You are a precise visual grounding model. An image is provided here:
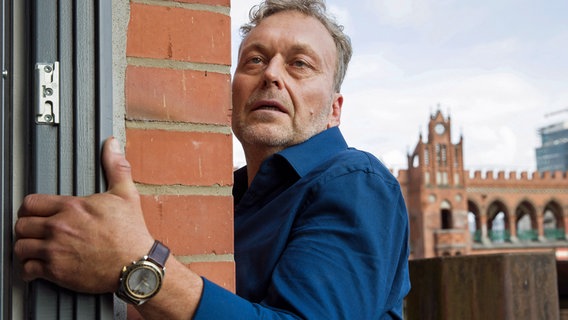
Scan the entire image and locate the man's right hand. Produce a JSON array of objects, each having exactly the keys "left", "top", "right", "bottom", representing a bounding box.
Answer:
[{"left": 14, "top": 137, "right": 155, "bottom": 294}]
